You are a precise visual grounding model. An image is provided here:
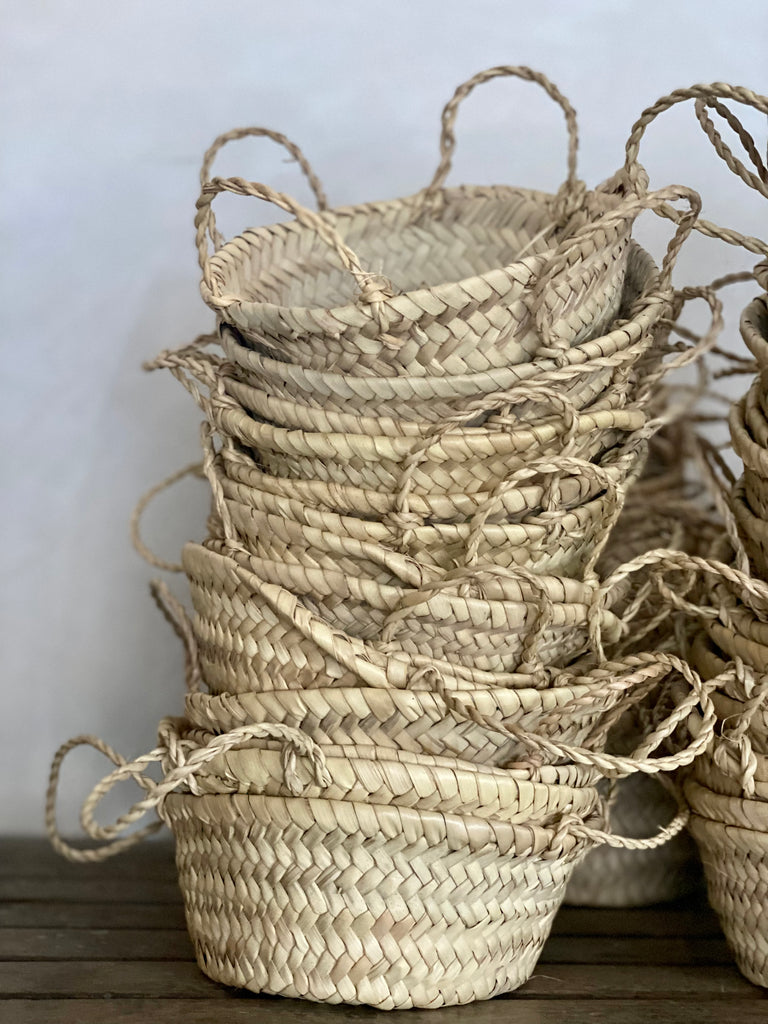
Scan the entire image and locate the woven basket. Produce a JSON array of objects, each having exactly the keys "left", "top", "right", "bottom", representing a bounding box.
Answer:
[
  {"left": 196, "top": 66, "right": 640, "bottom": 379},
  {"left": 688, "top": 810, "right": 768, "bottom": 989},
  {"left": 217, "top": 464, "right": 631, "bottom": 580},
  {"left": 183, "top": 541, "right": 623, "bottom": 686},
  {"left": 169, "top": 720, "right": 600, "bottom": 824},
  {"left": 741, "top": 294, "right": 768, "bottom": 368},
  {"left": 218, "top": 432, "right": 647, "bottom": 526},
  {"left": 222, "top": 492, "right": 617, "bottom": 581},
  {"left": 695, "top": 750, "right": 768, "bottom": 802},
  {"left": 214, "top": 256, "right": 667, "bottom": 420},
  {"left": 182, "top": 672, "right": 662, "bottom": 768},
  {"left": 207, "top": 393, "right": 645, "bottom": 495},
  {"left": 731, "top": 478, "right": 768, "bottom": 578},
  {"left": 163, "top": 791, "right": 597, "bottom": 1007}
]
